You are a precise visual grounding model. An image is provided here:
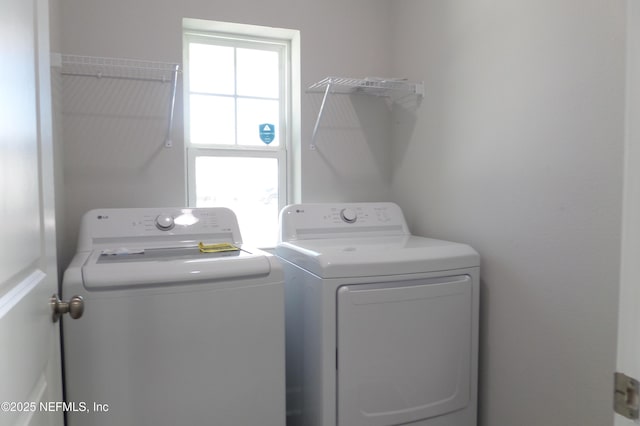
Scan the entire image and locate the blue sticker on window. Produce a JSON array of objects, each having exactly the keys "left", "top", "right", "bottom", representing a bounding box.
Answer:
[{"left": 259, "top": 123, "right": 275, "bottom": 145}]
